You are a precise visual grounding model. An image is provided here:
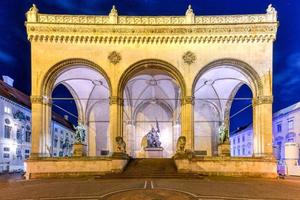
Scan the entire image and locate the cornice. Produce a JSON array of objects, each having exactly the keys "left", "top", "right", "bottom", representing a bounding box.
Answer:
[{"left": 26, "top": 23, "right": 277, "bottom": 44}]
